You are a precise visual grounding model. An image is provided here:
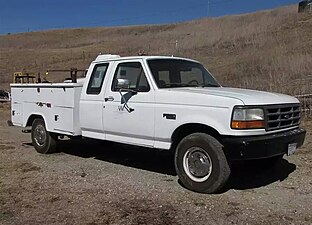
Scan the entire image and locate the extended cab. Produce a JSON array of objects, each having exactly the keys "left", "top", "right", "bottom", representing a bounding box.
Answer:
[{"left": 10, "top": 55, "right": 306, "bottom": 193}]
